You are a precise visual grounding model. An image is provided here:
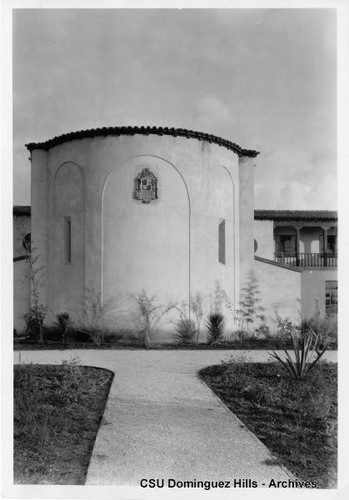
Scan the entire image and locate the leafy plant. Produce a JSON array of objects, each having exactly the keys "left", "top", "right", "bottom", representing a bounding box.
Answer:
[
  {"left": 54, "top": 313, "right": 72, "bottom": 345},
  {"left": 255, "top": 323, "right": 271, "bottom": 339},
  {"left": 191, "top": 293, "right": 204, "bottom": 344},
  {"left": 301, "top": 313, "right": 337, "bottom": 349},
  {"left": 270, "top": 327, "right": 328, "bottom": 380},
  {"left": 76, "top": 288, "right": 111, "bottom": 346},
  {"left": 233, "top": 328, "right": 249, "bottom": 342},
  {"left": 23, "top": 305, "right": 47, "bottom": 342},
  {"left": 174, "top": 317, "right": 196, "bottom": 344},
  {"left": 131, "top": 290, "right": 176, "bottom": 348},
  {"left": 239, "top": 271, "right": 265, "bottom": 331},
  {"left": 22, "top": 243, "right": 47, "bottom": 343},
  {"left": 206, "top": 312, "right": 225, "bottom": 345},
  {"left": 275, "top": 314, "right": 296, "bottom": 339}
]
